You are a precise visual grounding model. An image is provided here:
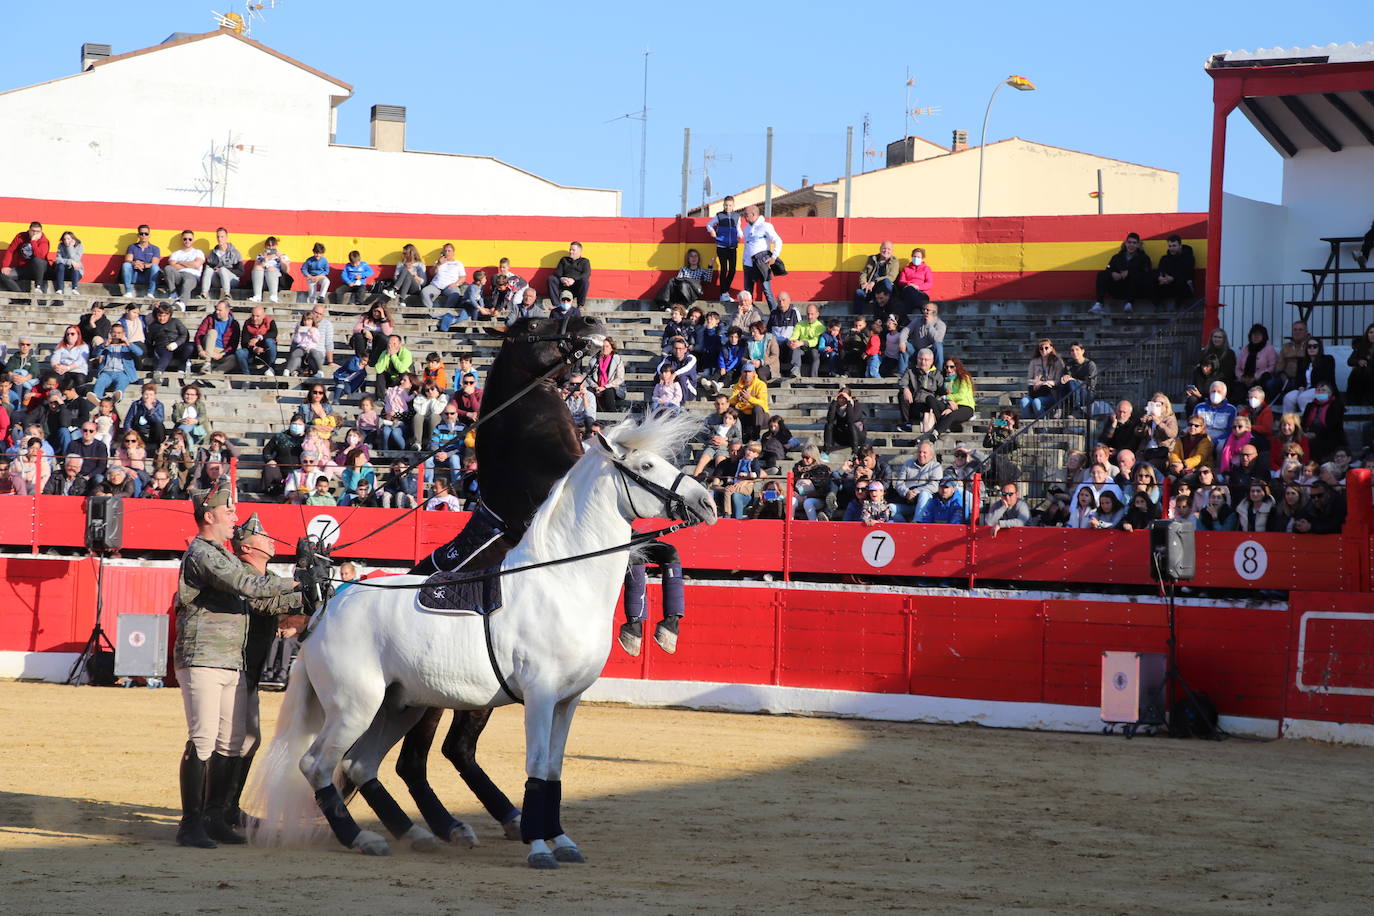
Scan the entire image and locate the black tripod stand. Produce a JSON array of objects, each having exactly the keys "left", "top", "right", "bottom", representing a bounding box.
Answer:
[
  {"left": 1157, "top": 566, "right": 1221, "bottom": 740},
  {"left": 66, "top": 553, "right": 115, "bottom": 686}
]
